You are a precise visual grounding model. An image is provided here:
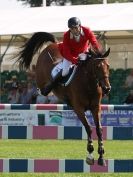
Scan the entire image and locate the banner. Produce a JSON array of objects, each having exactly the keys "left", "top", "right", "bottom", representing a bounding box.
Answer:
[
  {"left": 47, "top": 110, "right": 133, "bottom": 126},
  {"left": 0, "top": 110, "right": 48, "bottom": 126},
  {"left": 100, "top": 109, "right": 133, "bottom": 126},
  {"left": 0, "top": 109, "right": 133, "bottom": 126}
]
